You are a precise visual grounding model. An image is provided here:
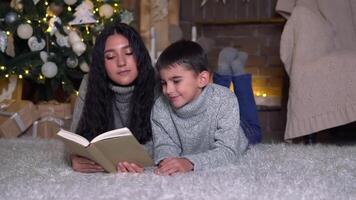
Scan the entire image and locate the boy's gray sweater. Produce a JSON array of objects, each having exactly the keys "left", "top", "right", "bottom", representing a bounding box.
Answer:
[{"left": 151, "top": 83, "right": 248, "bottom": 171}]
